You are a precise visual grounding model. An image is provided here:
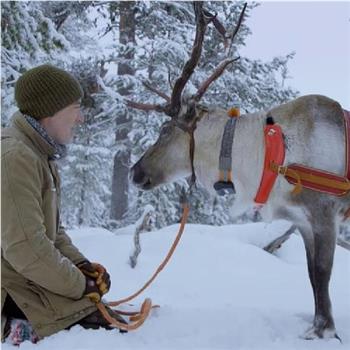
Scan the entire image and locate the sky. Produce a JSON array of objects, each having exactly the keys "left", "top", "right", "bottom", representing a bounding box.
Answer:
[{"left": 240, "top": 1, "right": 350, "bottom": 109}]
